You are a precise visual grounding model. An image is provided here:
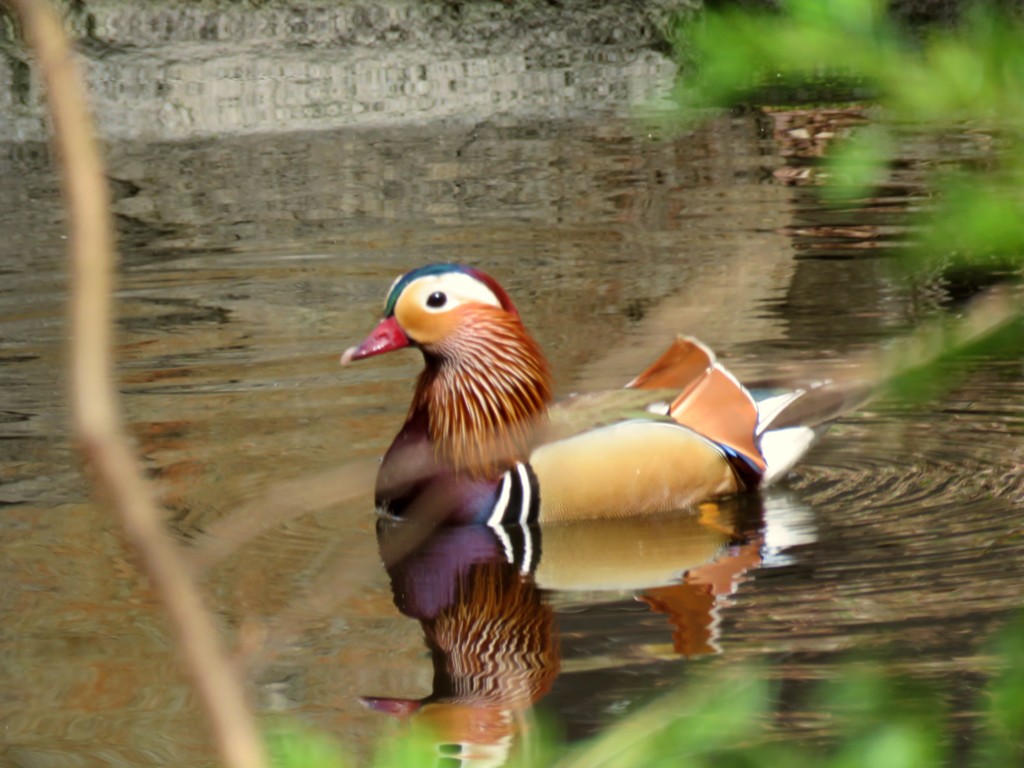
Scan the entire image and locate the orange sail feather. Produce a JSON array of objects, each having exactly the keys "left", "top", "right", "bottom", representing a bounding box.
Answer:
[{"left": 628, "top": 337, "right": 765, "bottom": 473}]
